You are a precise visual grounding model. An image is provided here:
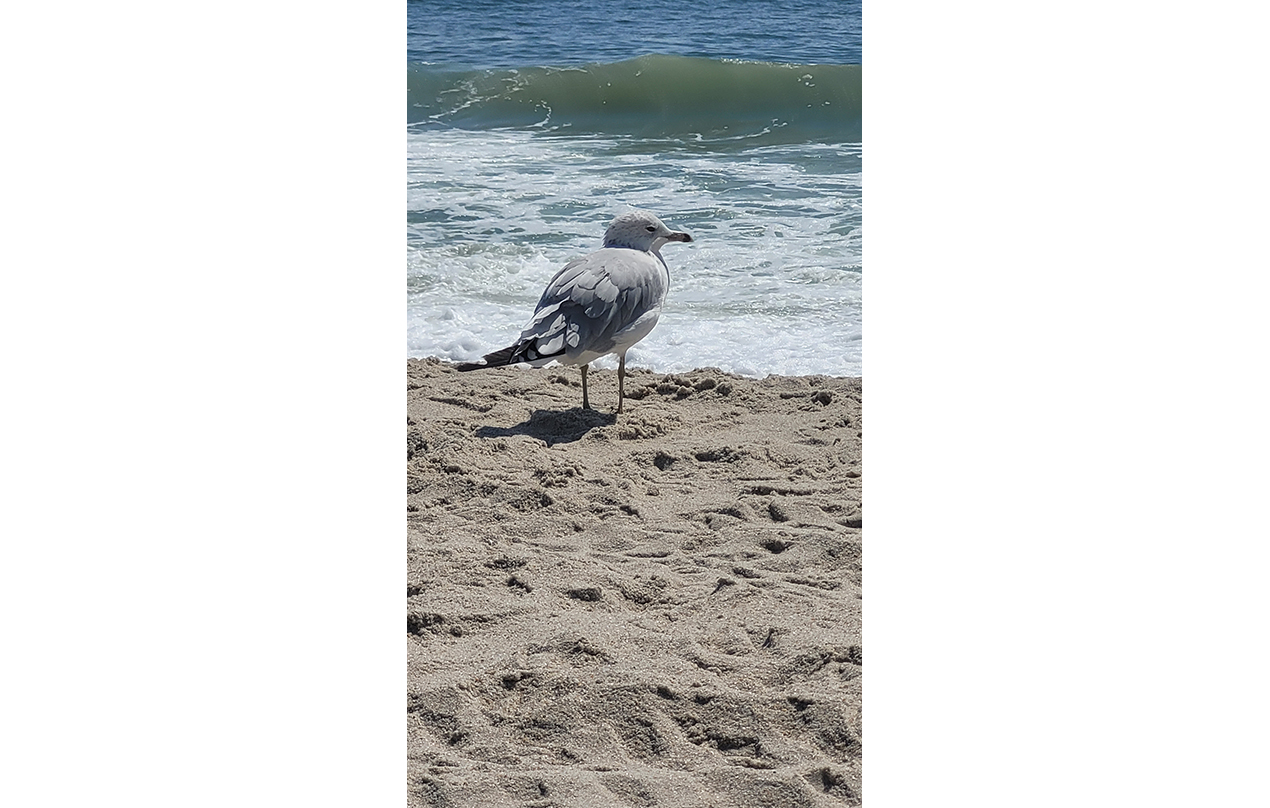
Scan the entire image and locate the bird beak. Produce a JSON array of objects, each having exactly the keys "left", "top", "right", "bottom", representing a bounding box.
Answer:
[{"left": 666, "top": 231, "right": 693, "bottom": 243}]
